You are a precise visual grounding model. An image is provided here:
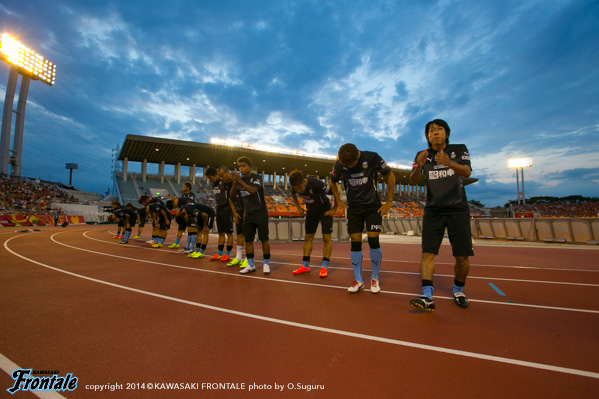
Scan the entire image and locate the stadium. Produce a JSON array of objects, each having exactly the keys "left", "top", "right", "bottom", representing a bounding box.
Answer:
[
  {"left": 2, "top": 5, "right": 599, "bottom": 398},
  {"left": 2, "top": 134, "right": 599, "bottom": 398},
  {"left": 2, "top": 134, "right": 598, "bottom": 244}
]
